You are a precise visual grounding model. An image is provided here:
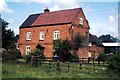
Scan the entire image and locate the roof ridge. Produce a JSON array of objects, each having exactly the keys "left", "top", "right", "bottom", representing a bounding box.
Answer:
[{"left": 30, "top": 7, "right": 81, "bottom": 16}]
